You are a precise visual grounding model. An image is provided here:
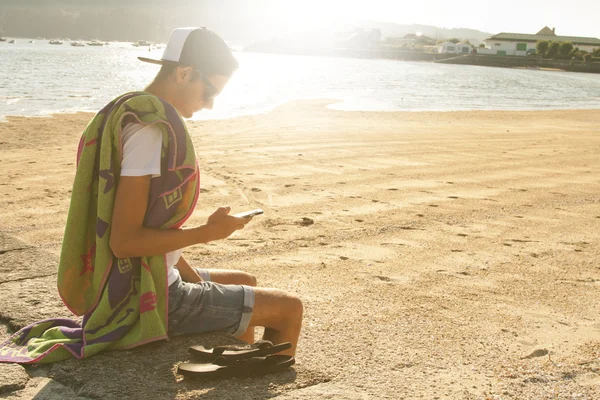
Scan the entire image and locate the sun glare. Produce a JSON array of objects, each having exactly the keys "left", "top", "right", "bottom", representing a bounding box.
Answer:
[{"left": 259, "top": 1, "right": 350, "bottom": 34}]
